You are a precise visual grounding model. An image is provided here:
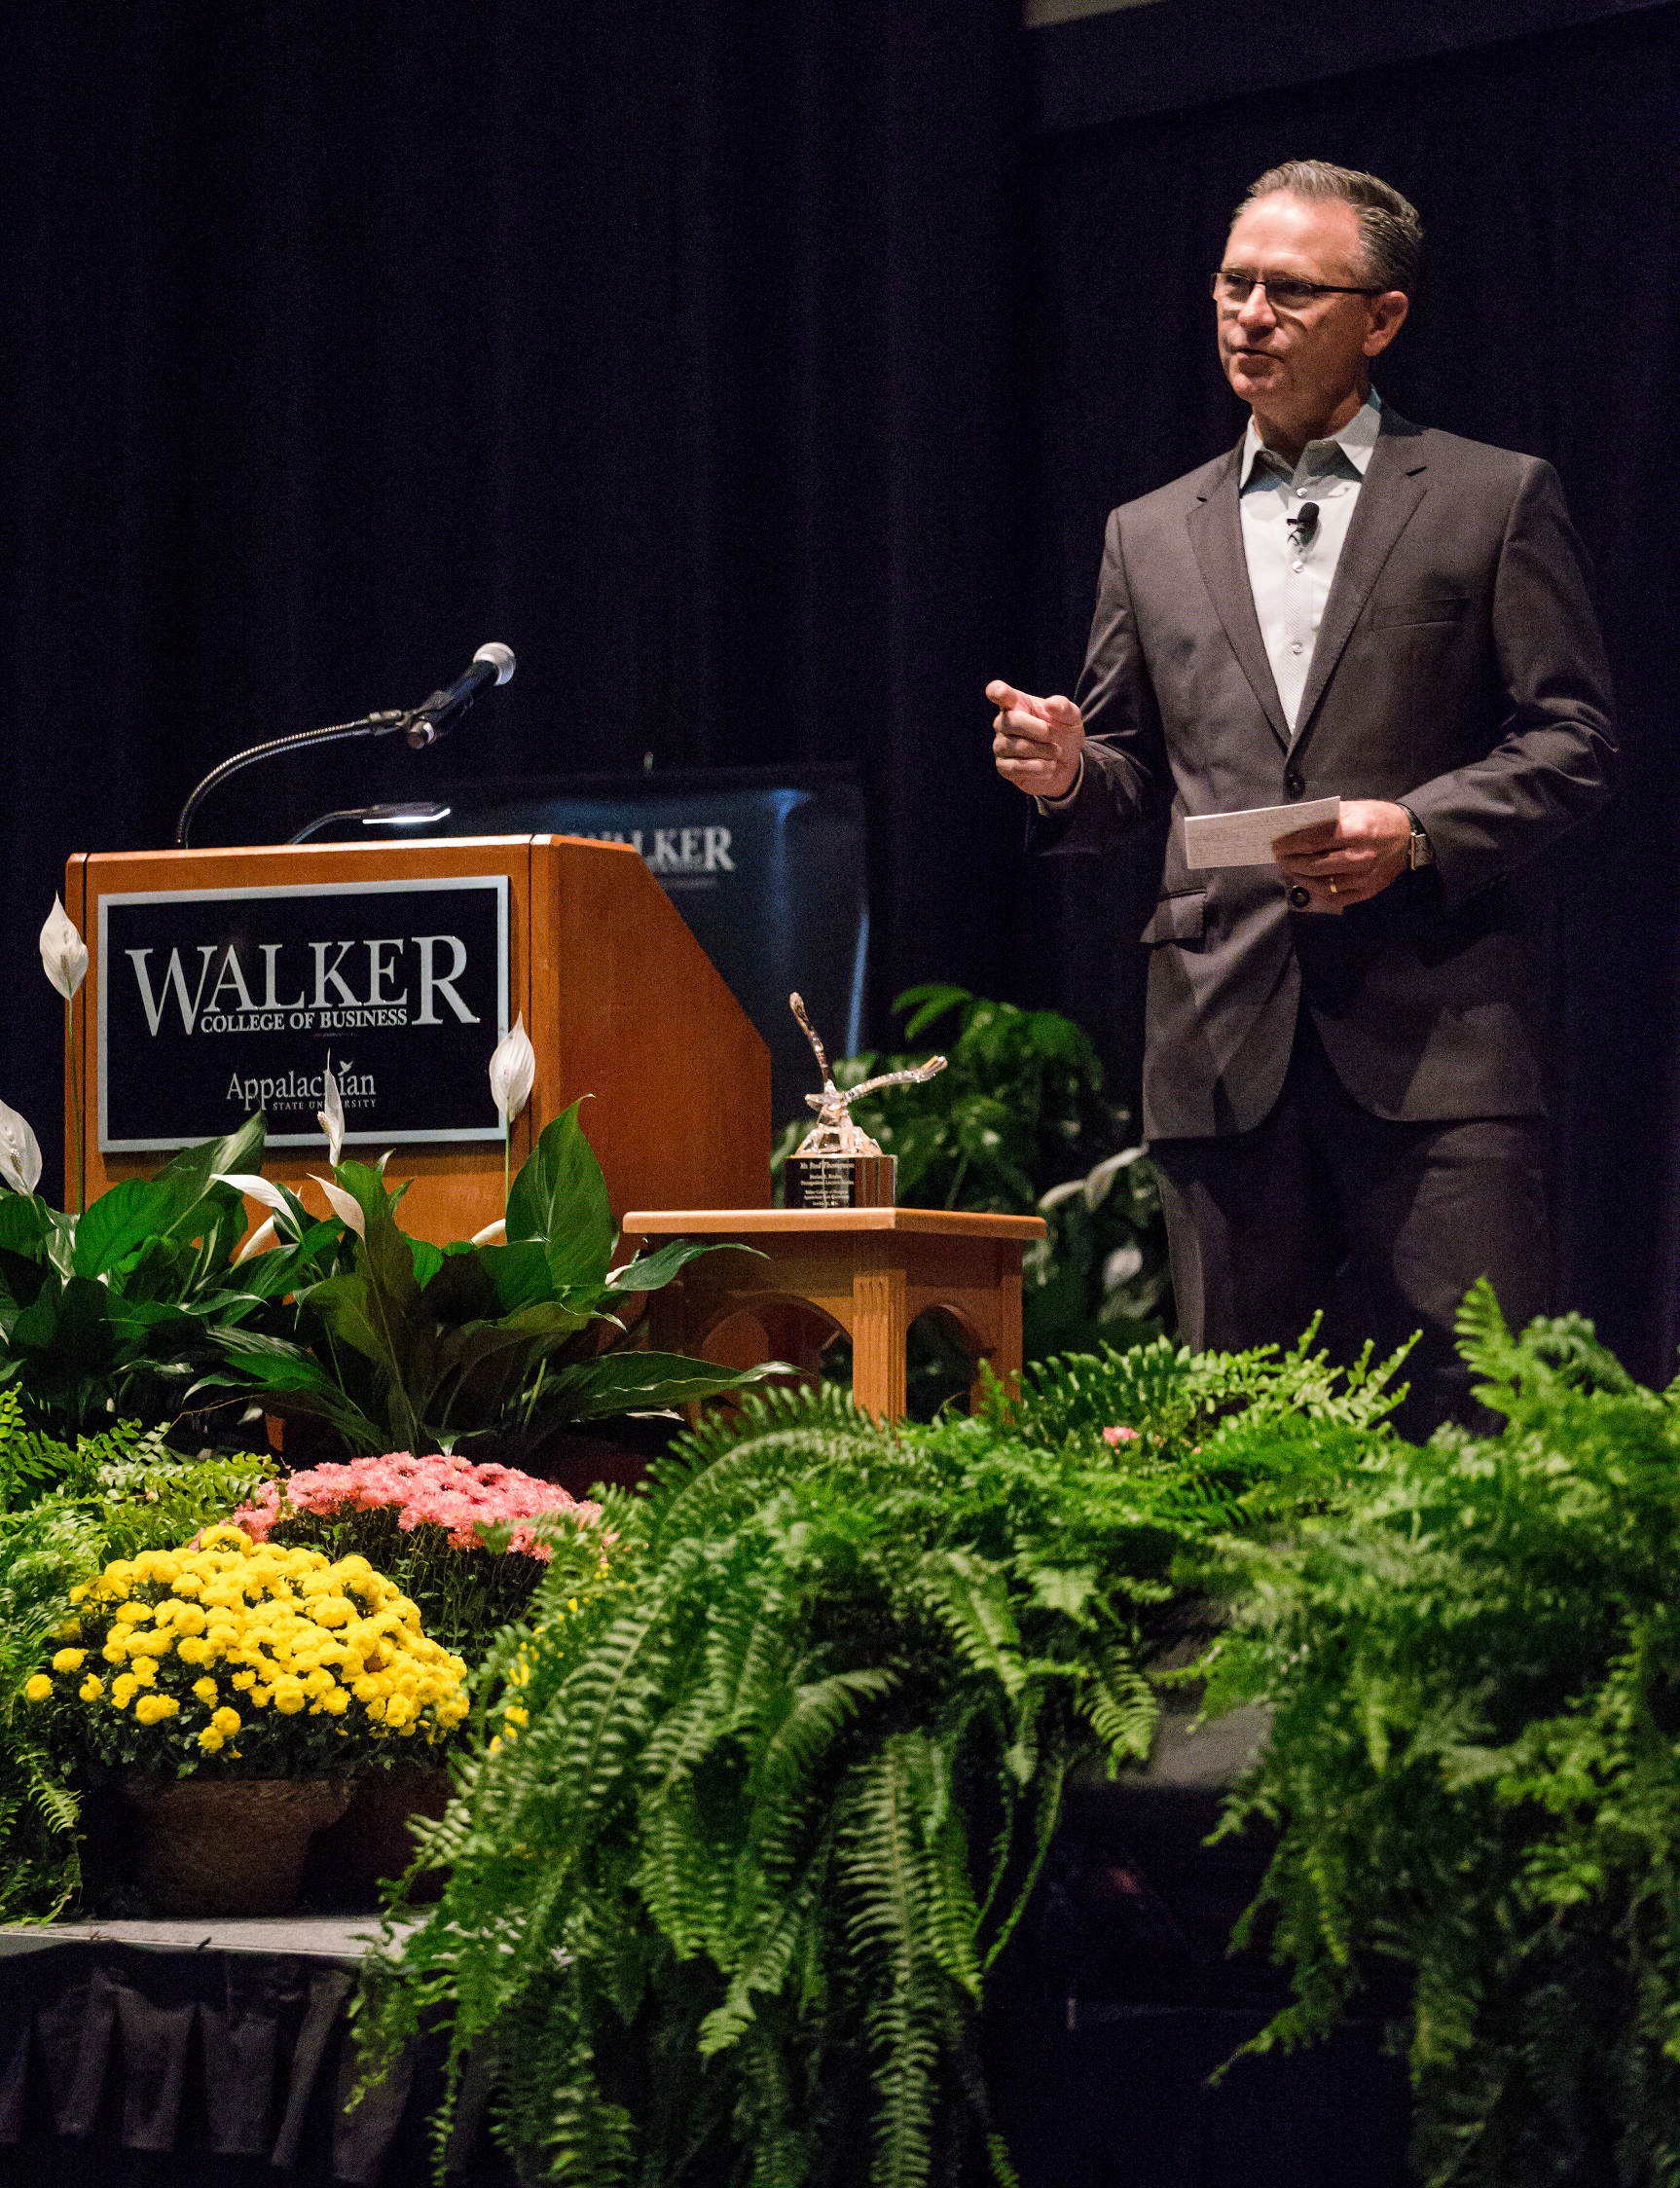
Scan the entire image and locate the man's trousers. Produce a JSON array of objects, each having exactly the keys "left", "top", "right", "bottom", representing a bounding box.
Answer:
[{"left": 1149, "top": 1012, "right": 1549, "bottom": 1439}]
